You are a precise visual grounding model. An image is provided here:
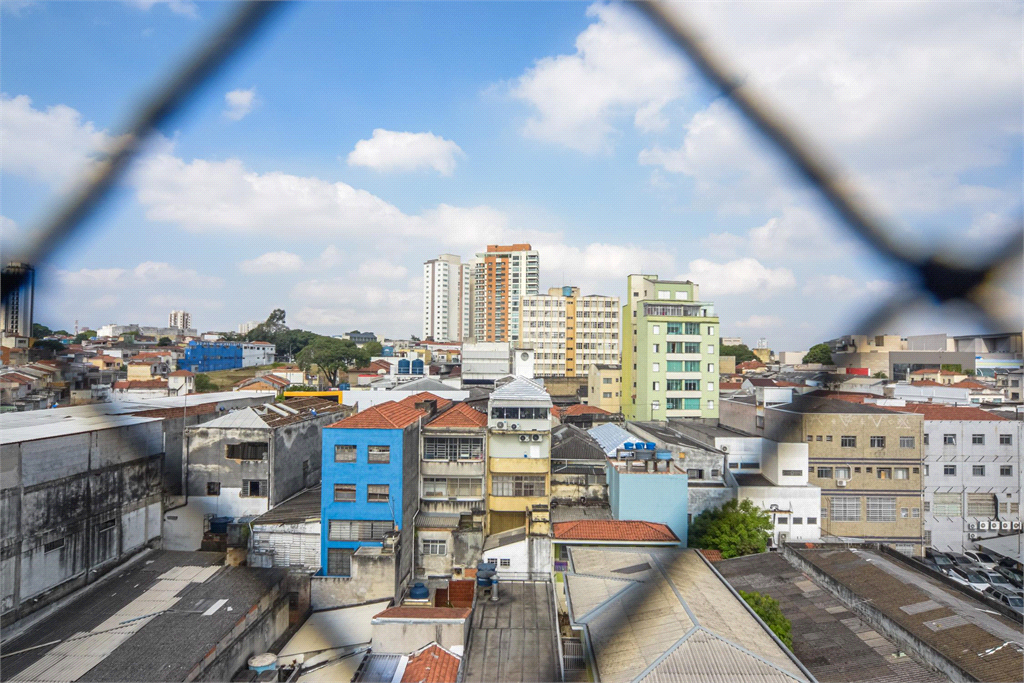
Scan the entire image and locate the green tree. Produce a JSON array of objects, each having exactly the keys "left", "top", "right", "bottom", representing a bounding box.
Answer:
[
  {"left": 32, "top": 323, "right": 52, "bottom": 338},
  {"left": 296, "top": 337, "right": 370, "bottom": 387},
  {"left": 32, "top": 339, "right": 66, "bottom": 354},
  {"left": 689, "top": 499, "right": 773, "bottom": 559},
  {"left": 739, "top": 590, "right": 793, "bottom": 649},
  {"left": 720, "top": 343, "right": 757, "bottom": 363},
  {"left": 54, "top": 330, "right": 70, "bottom": 336},
  {"left": 194, "top": 373, "right": 218, "bottom": 393},
  {"left": 362, "top": 340, "right": 383, "bottom": 357},
  {"left": 802, "top": 343, "right": 833, "bottom": 365},
  {"left": 872, "top": 371, "right": 888, "bottom": 379},
  {"left": 73, "top": 330, "right": 96, "bottom": 343},
  {"left": 158, "top": 336, "right": 173, "bottom": 346},
  {"left": 940, "top": 363, "right": 963, "bottom": 373},
  {"left": 410, "top": 334, "right": 420, "bottom": 342}
]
